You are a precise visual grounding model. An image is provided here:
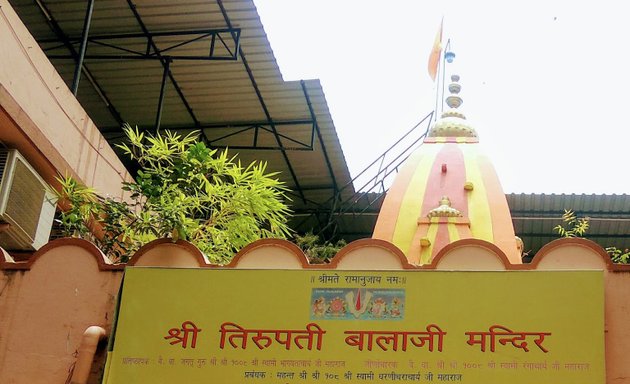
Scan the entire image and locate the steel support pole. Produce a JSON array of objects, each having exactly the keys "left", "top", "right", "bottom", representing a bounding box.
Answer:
[
  {"left": 126, "top": 0, "right": 200, "bottom": 128},
  {"left": 155, "top": 59, "right": 171, "bottom": 134},
  {"left": 72, "top": 0, "right": 95, "bottom": 95}
]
